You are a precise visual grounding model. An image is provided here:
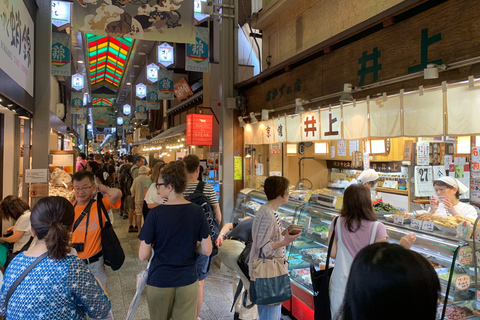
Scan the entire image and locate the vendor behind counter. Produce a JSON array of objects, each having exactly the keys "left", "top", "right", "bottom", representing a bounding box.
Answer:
[{"left": 429, "top": 176, "right": 477, "bottom": 219}]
